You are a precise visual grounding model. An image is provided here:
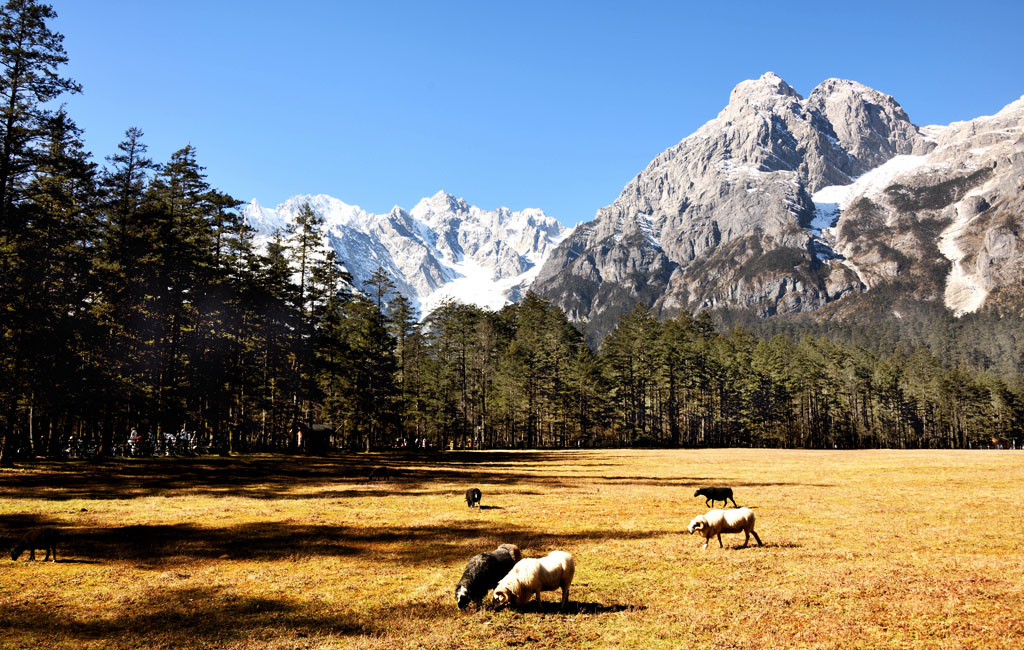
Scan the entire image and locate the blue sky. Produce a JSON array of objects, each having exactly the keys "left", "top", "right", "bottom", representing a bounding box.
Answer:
[{"left": 53, "top": 0, "right": 1023, "bottom": 226}]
